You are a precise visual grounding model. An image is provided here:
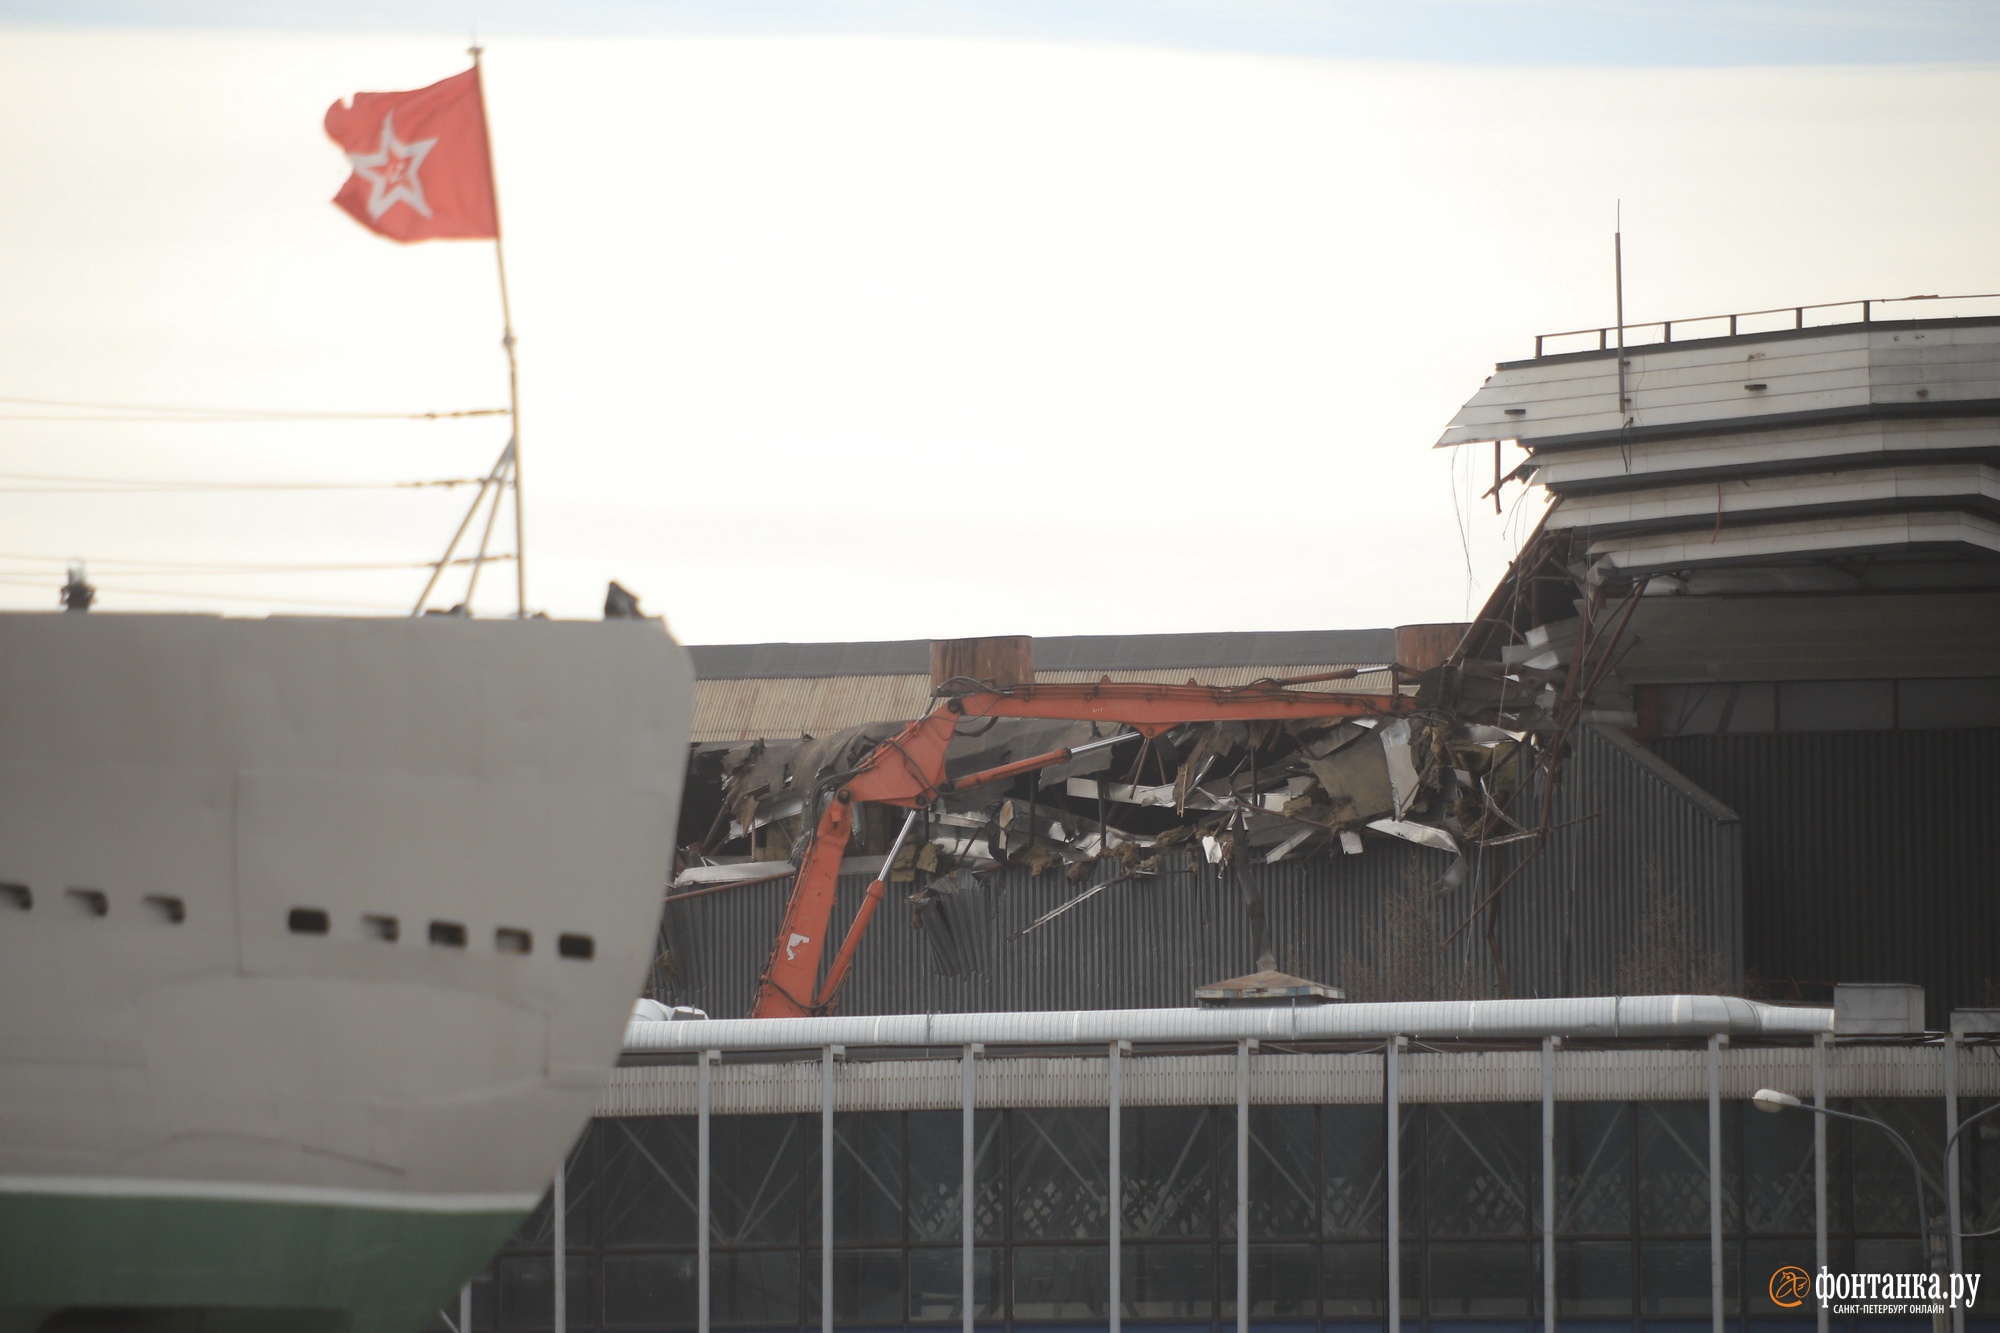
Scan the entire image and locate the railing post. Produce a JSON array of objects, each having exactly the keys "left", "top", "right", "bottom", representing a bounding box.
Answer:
[
  {"left": 1708, "top": 1035, "right": 1724, "bottom": 1333},
  {"left": 1386, "top": 1035, "right": 1404, "bottom": 1333},
  {"left": 1814, "top": 1033, "right": 1829, "bottom": 1333},
  {"left": 1542, "top": 1036, "right": 1557, "bottom": 1333},
  {"left": 1864, "top": 300, "right": 1872, "bottom": 324},
  {"left": 1730, "top": 314, "right": 1738, "bottom": 336},
  {"left": 1110, "top": 1040, "right": 1124, "bottom": 1333},
  {"left": 963, "top": 1042, "right": 981, "bottom": 1333},
  {"left": 1946, "top": 1031, "right": 1965, "bottom": 1333},
  {"left": 1237, "top": 1039, "right": 1252, "bottom": 1333},
  {"left": 553, "top": 1156, "right": 566, "bottom": 1333},
  {"left": 699, "top": 1049, "right": 714, "bottom": 1333},
  {"left": 1796, "top": 307, "right": 1805, "bottom": 329},
  {"left": 1664, "top": 321, "right": 1673, "bottom": 343},
  {"left": 1535, "top": 334, "right": 1544, "bottom": 358},
  {"left": 823, "top": 1045, "right": 839, "bottom": 1333}
]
